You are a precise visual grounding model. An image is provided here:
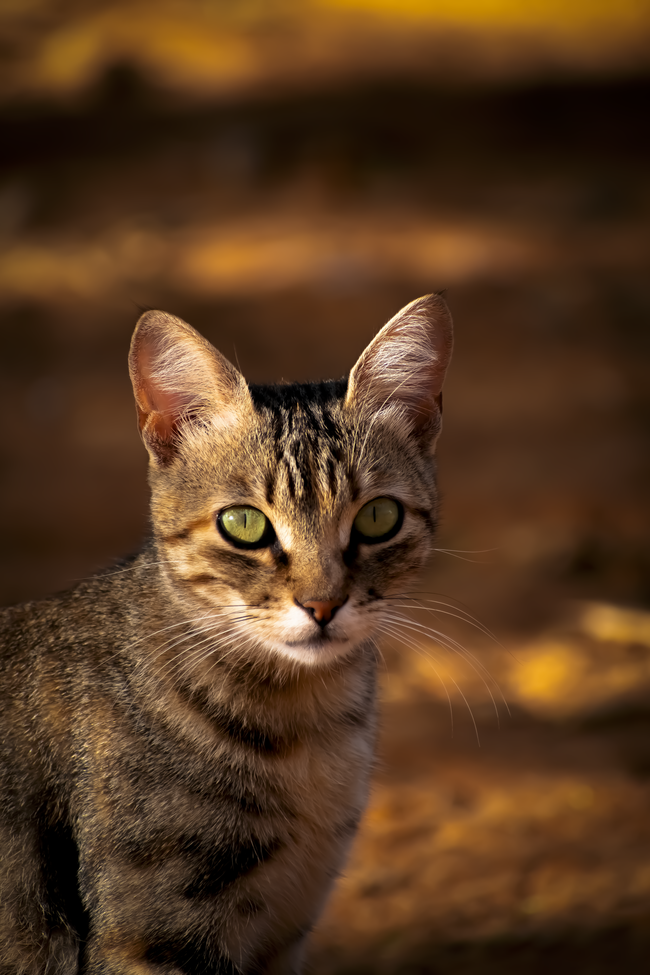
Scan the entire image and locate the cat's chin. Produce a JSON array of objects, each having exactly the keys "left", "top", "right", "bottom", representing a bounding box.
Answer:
[{"left": 265, "top": 635, "right": 355, "bottom": 669}]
